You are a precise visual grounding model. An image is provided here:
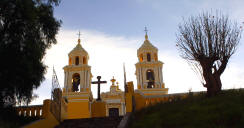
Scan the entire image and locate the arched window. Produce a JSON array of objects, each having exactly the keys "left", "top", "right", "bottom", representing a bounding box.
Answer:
[
  {"left": 72, "top": 73, "right": 80, "bottom": 92},
  {"left": 146, "top": 69, "right": 154, "bottom": 88},
  {"left": 147, "top": 53, "right": 151, "bottom": 62},
  {"left": 83, "top": 57, "right": 87, "bottom": 64},
  {"left": 139, "top": 54, "right": 143, "bottom": 62},
  {"left": 75, "top": 56, "right": 79, "bottom": 65}
]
